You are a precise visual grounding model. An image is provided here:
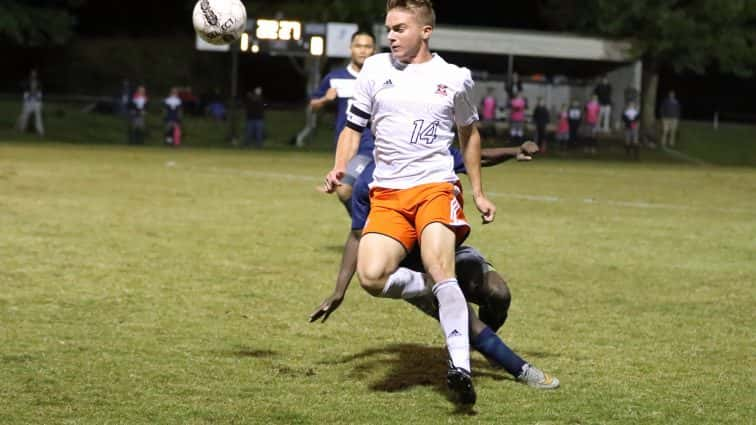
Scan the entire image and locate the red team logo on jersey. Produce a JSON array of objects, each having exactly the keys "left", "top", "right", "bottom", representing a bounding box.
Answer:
[{"left": 435, "top": 84, "right": 448, "bottom": 96}]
